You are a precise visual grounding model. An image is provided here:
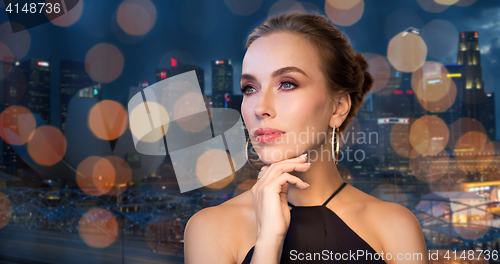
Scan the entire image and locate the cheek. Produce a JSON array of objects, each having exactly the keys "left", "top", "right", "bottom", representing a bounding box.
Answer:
[
  {"left": 240, "top": 99, "right": 253, "bottom": 124},
  {"left": 283, "top": 93, "right": 329, "bottom": 125}
]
